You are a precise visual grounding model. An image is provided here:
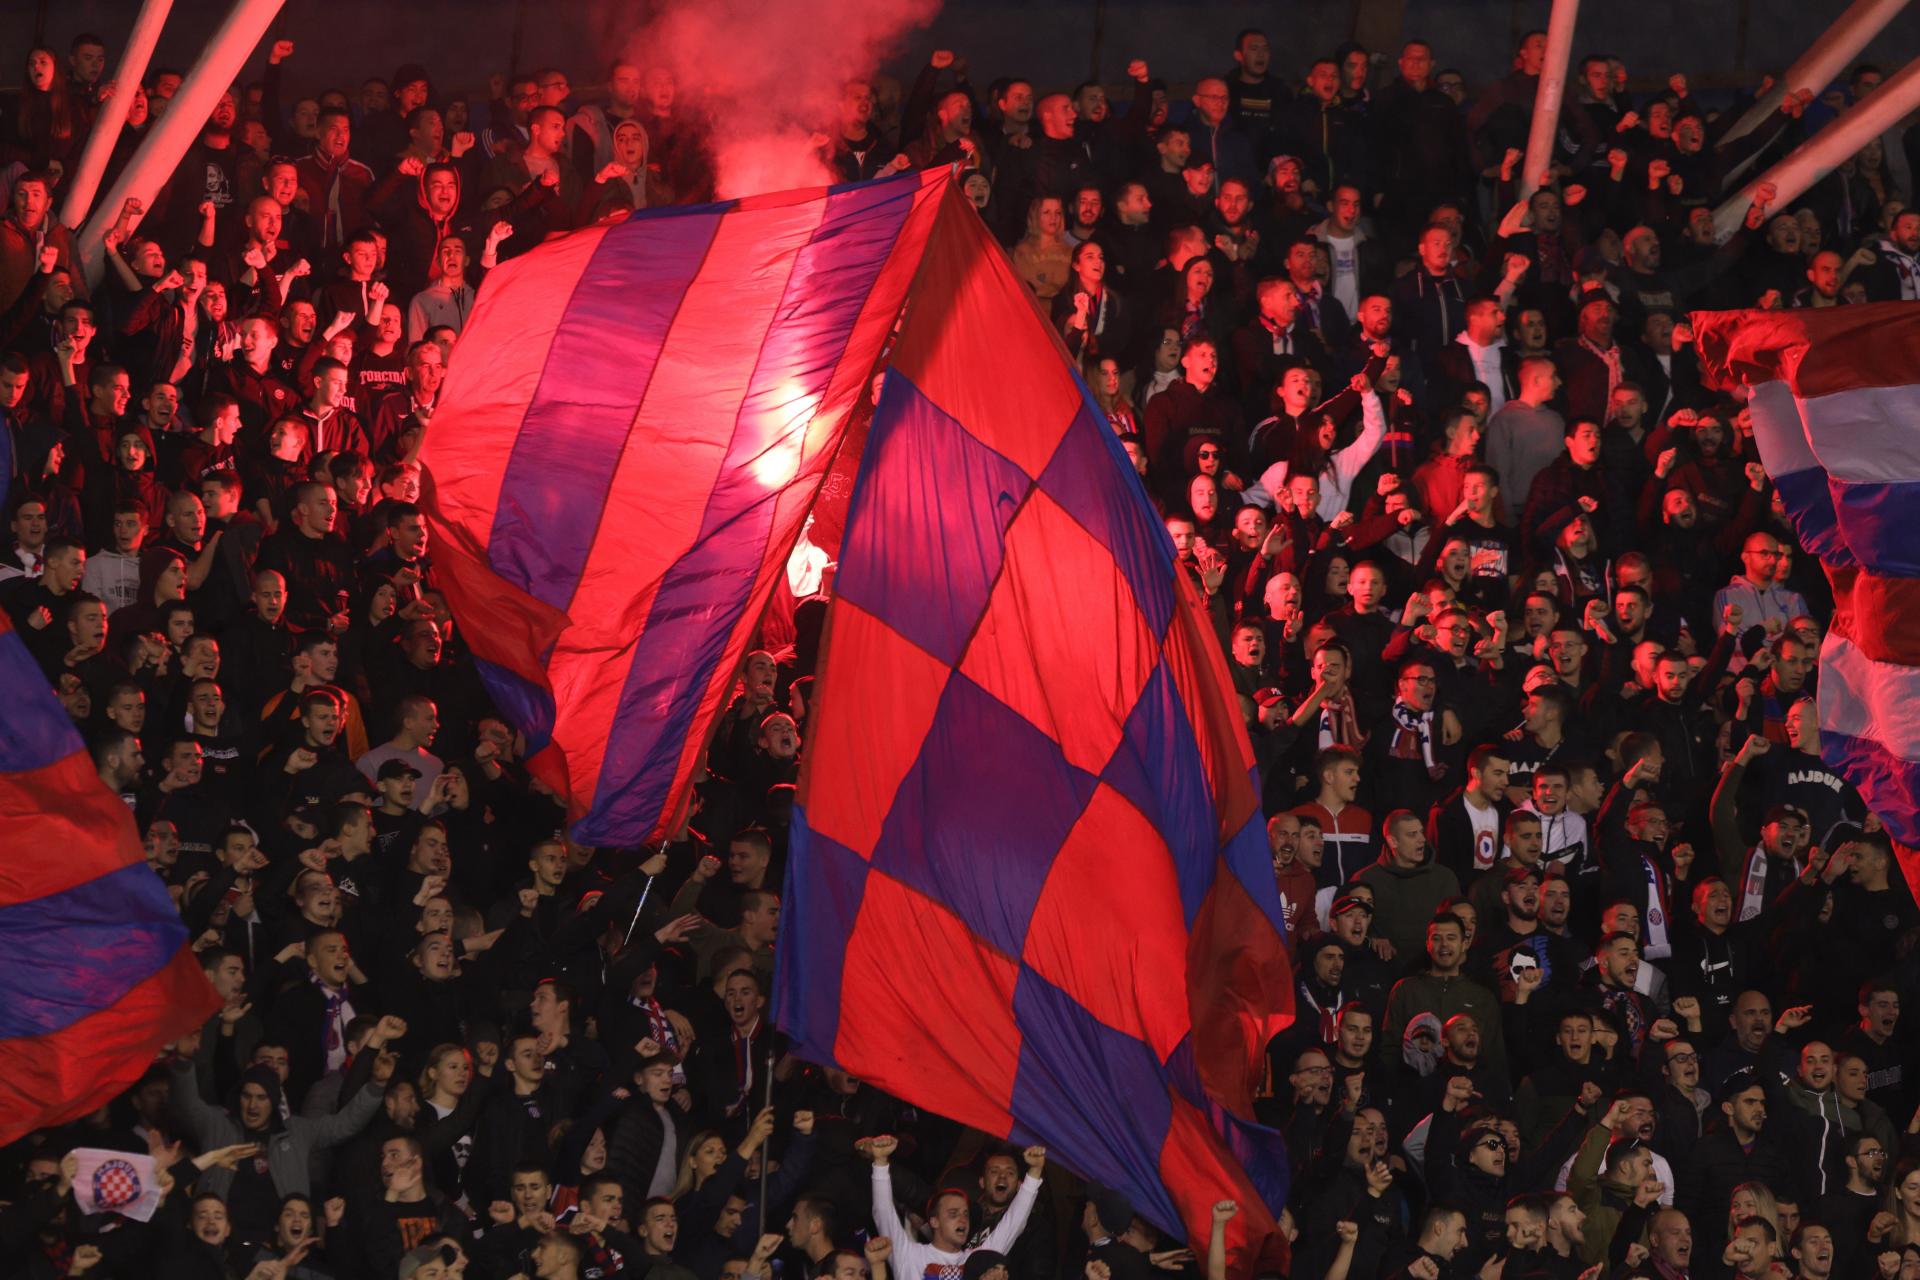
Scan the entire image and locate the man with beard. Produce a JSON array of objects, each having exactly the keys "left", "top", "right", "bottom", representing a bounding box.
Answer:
[
  {"left": 967, "top": 1149, "right": 1053, "bottom": 1280},
  {"left": 1814, "top": 1130, "right": 1886, "bottom": 1276}
]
